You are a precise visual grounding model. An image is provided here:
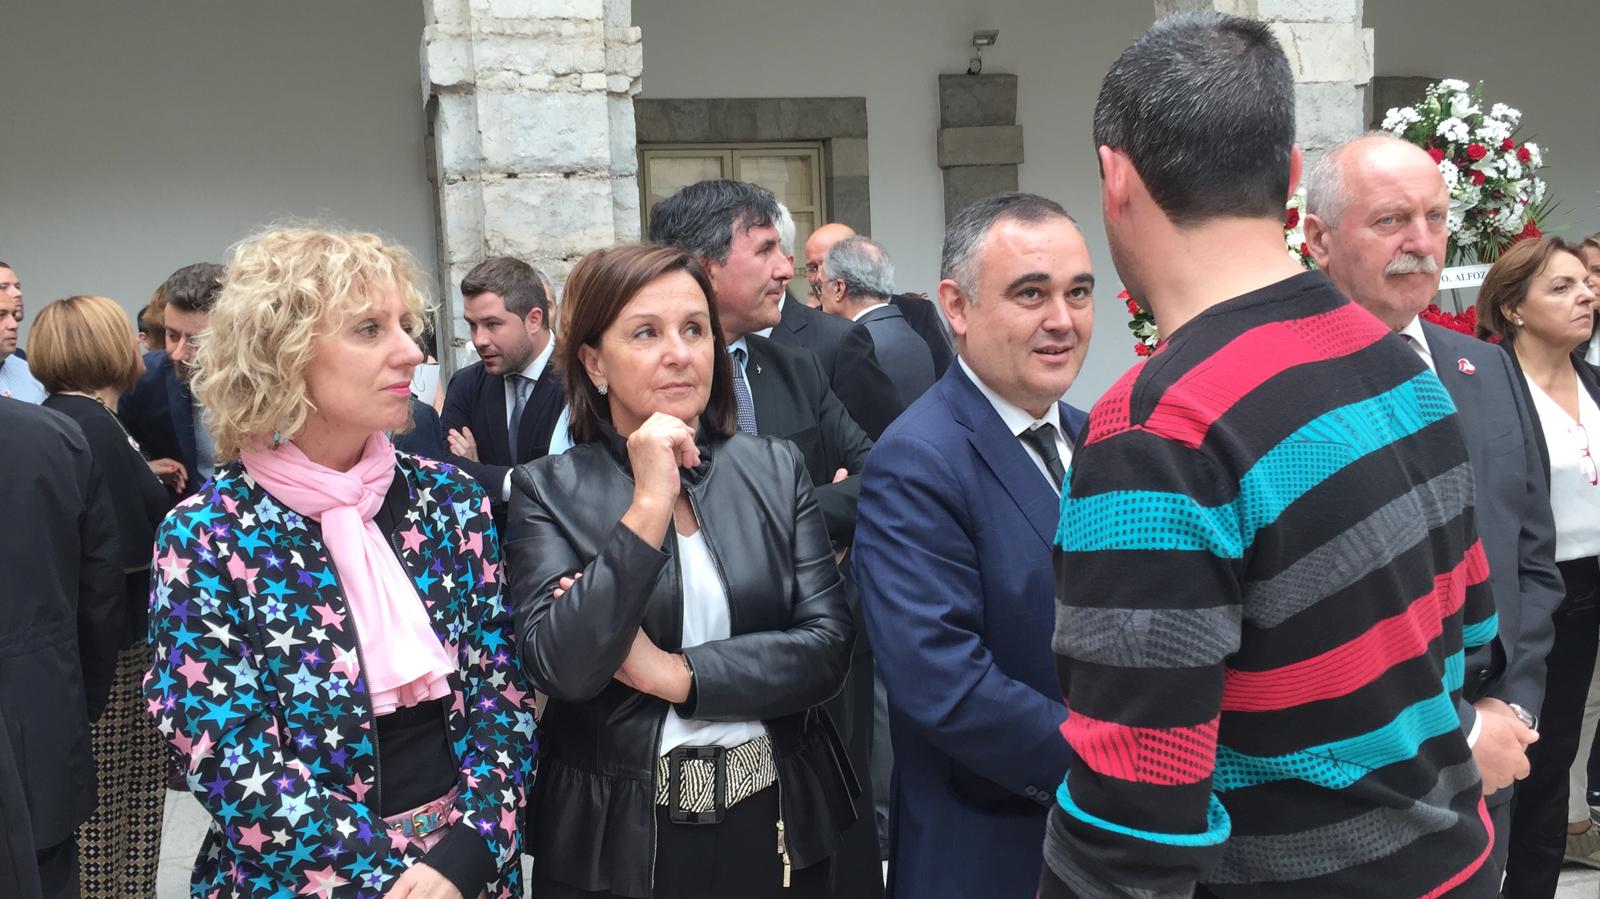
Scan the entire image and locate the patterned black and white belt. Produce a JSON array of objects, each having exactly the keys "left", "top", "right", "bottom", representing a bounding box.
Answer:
[{"left": 654, "top": 732, "right": 776, "bottom": 825}]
